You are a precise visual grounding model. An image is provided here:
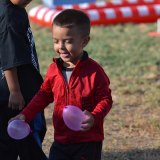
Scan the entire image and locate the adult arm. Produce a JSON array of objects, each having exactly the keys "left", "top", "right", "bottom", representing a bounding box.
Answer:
[
  {"left": 4, "top": 68, "right": 25, "bottom": 110},
  {"left": 9, "top": 67, "right": 54, "bottom": 123}
]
